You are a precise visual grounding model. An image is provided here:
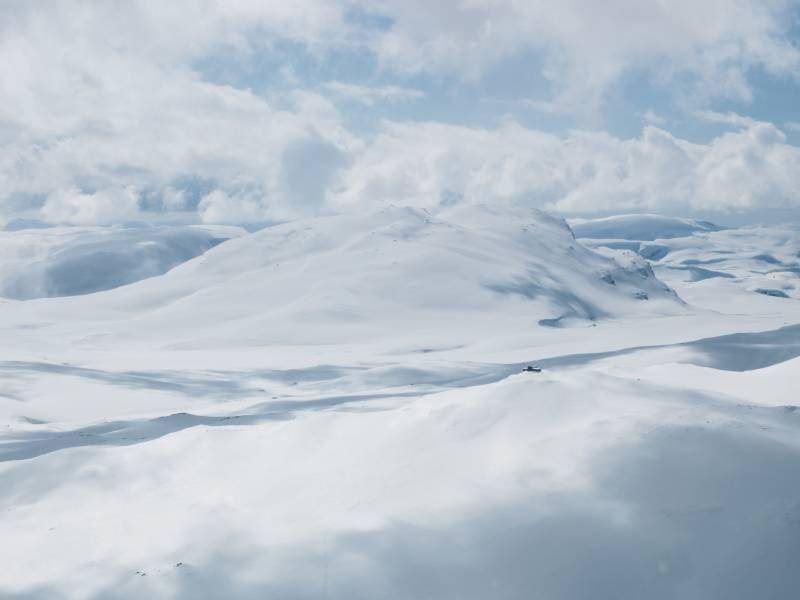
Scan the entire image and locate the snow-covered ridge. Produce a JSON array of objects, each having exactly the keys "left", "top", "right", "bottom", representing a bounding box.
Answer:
[
  {"left": 0, "top": 225, "right": 243, "bottom": 300},
  {"left": 576, "top": 215, "right": 800, "bottom": 302},
  {"left": 1, "top": 209, "right": 799, "bottom": 599},
  {"left": 10, "top": 205, "right": 684, "bottom": 348},
  {"left": 570, "top": 214, "right": 723, "bottom": 241}
]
